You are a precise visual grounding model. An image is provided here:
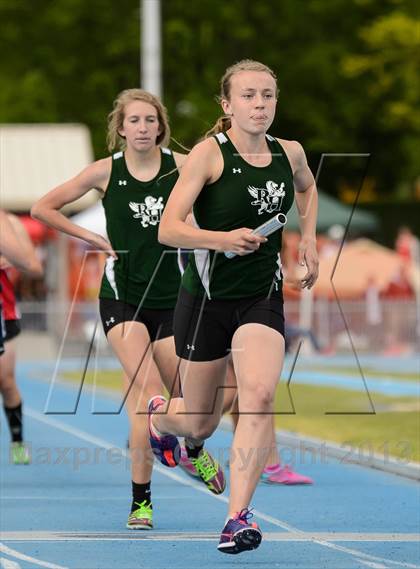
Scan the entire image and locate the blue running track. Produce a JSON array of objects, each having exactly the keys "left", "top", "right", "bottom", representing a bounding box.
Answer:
[{"left": 1, "top": 361, "right": 419, "bottom": 569}]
